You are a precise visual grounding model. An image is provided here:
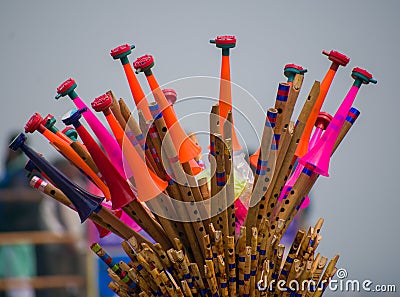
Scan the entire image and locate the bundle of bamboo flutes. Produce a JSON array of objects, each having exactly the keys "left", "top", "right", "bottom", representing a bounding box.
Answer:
[{"left": 9, "top": 36, "right": 376, "bottom": 297}]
